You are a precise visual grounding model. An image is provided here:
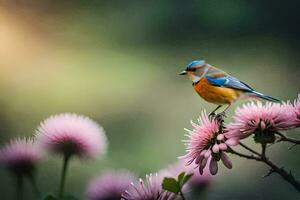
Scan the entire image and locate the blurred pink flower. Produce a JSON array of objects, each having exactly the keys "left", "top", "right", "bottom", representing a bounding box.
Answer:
[
  {"left": 225, "top": 102, "right": 295, "bottom": 140},
  {"left": 36, "top": 113, "right": 107, "bottom": 159},
  {"left": 159, "top": 159, "right": 211, "bottom": 191},
  {"left": 0, "top": 138, "right": 43, "bottom": 175},
  {"left": 293, "top": 94, "right": 300, "bottom": 127},
  {"left": 121, "top": 173, "right": 176, "bottom": 200},
  {"left": 182, "top": 112, "right": 237, "bottom": 175},
  {"left": 86, "top": 170, "right": 135, "bottom": 200}
]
